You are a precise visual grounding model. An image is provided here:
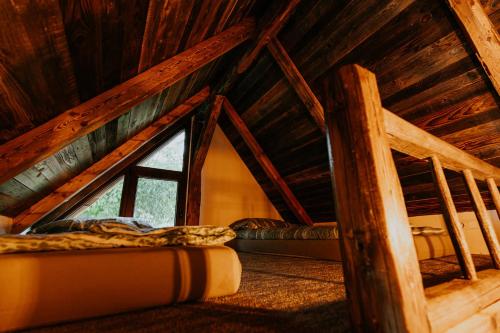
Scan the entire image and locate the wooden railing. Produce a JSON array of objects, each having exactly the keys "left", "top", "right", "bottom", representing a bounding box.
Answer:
[{"left": 324, "top": 64, "right": 500, "bottom": 332}]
